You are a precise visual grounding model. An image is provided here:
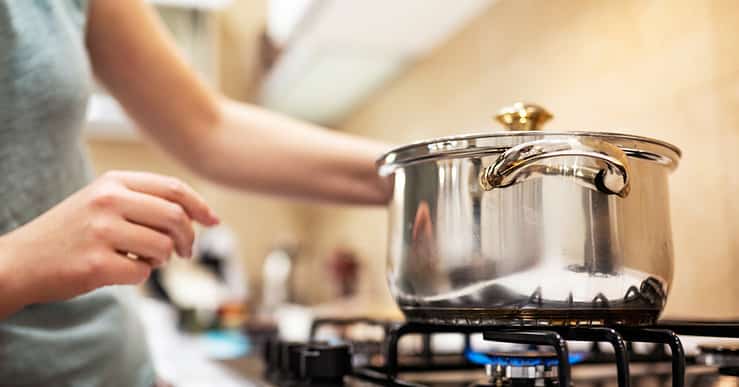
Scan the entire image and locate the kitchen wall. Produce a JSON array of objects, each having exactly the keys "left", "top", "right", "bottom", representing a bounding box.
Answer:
[
  {"left": 215, "top": 0, "right": 268, "bottom": 101},
  {"left": 310, "top": 0, "right": 739, "bottom": 318}
]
